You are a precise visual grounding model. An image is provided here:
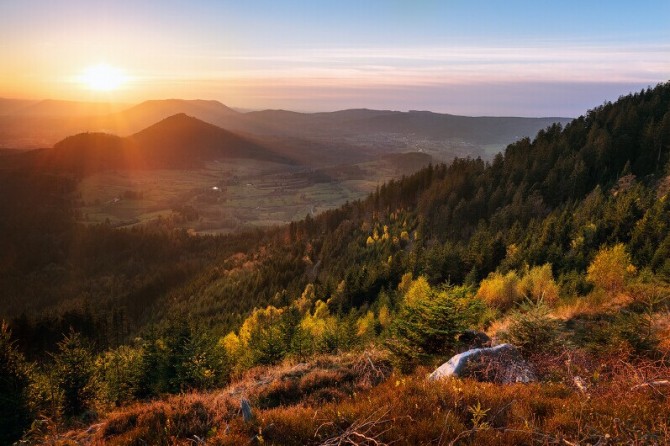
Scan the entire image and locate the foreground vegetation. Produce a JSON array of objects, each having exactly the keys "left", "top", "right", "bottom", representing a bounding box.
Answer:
[
  {"left": 1, "top": 83, "right": 670, "bottom": 444},
  {"left": 63, "top": 358, "right": 670, "bottom": 445}
]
